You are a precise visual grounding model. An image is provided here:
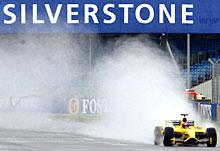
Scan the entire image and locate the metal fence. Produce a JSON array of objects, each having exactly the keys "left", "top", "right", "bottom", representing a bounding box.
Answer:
[{"left": 210, "top": 59, "right": 220, "bottom": 103}]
